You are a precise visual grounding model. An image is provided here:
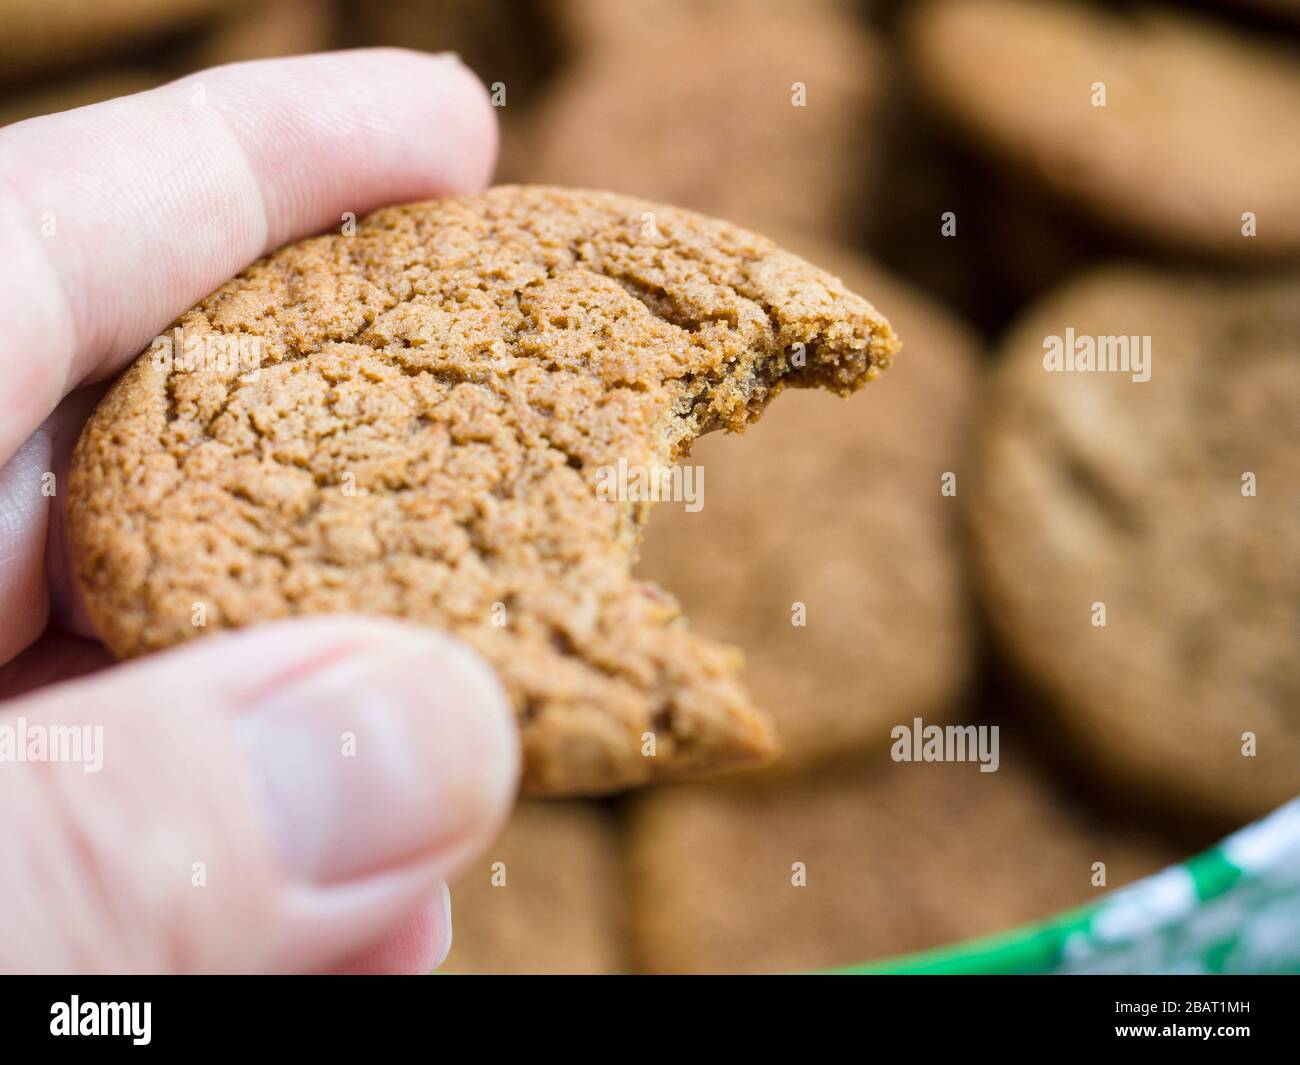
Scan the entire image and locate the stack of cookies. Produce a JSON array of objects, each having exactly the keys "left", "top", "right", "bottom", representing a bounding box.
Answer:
[{"left": 33, "top": 0, "right": 1299, "bottom": 973}]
